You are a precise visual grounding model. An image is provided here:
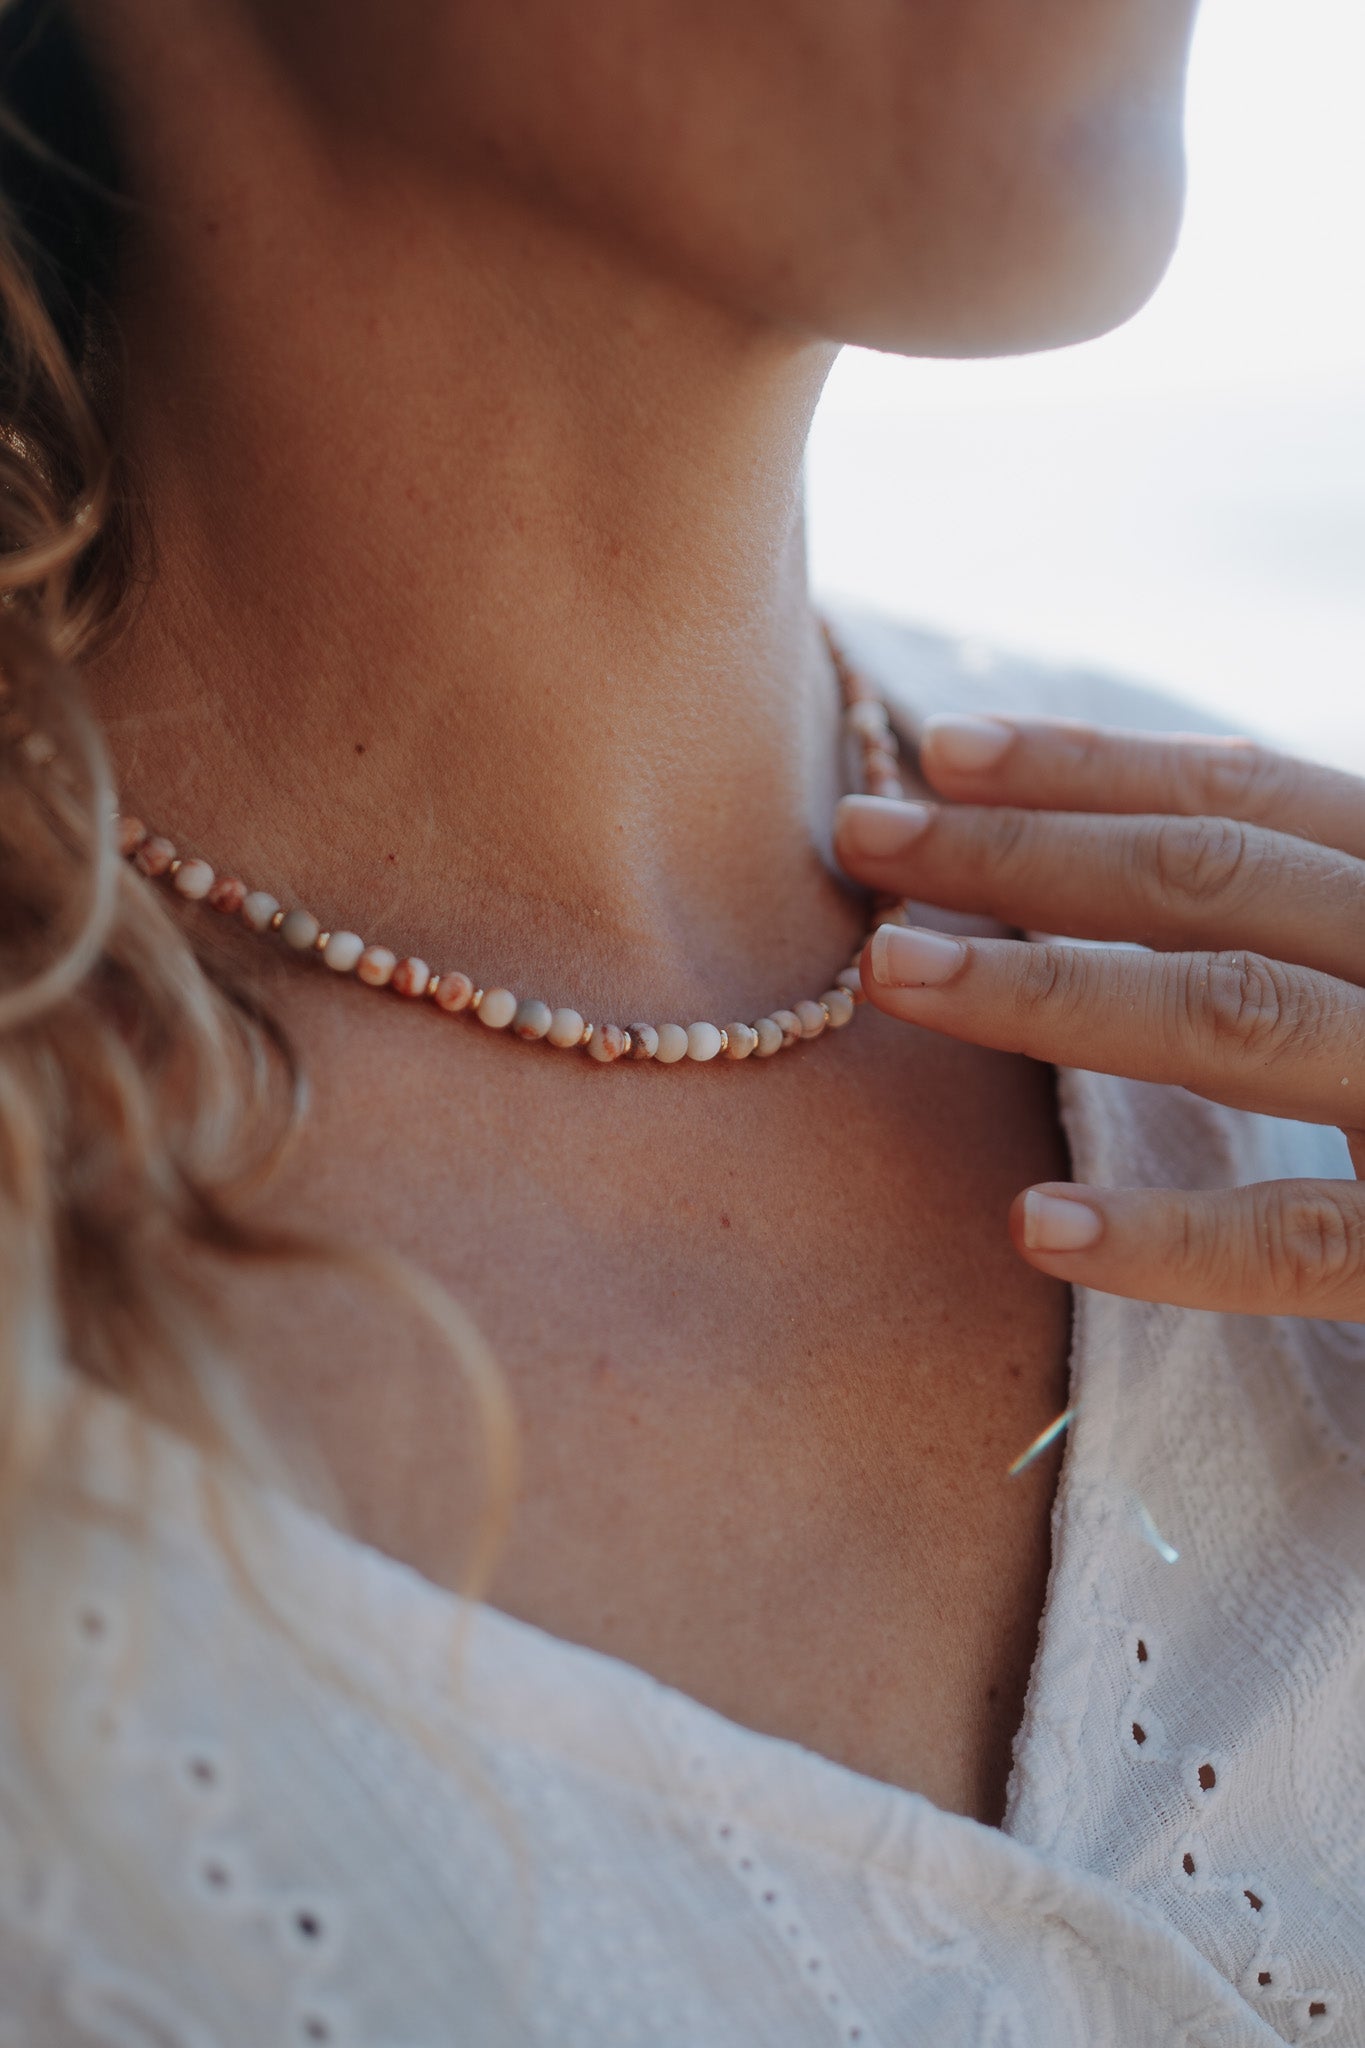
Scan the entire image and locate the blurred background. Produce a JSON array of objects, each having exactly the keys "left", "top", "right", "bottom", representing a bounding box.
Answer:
[{"left": 808, "top": 0, "right": 1365, "bottom": 767}]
